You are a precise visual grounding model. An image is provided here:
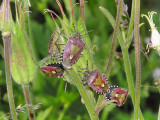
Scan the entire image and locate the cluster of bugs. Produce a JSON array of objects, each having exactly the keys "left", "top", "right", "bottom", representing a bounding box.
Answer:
[
  {"left": 40, "top": 30, "right": 85, "bottom": 76},
  {"left": 82, "top": 64, "right": 128, "bottom": 107},
  {"left": 40, "top": 30, "right": 128, "bottom": 107}
]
